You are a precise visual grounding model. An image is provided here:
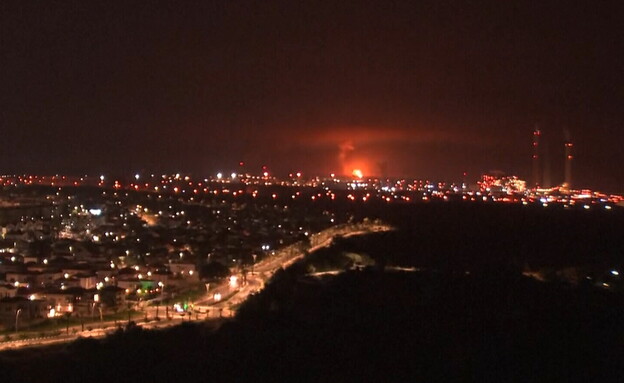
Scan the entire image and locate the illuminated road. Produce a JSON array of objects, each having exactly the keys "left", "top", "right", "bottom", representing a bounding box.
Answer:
[
  {"left": 0, "top": 315, "right": 225, "bottom": 351},
  {"left": 0, "top": 221, "right": 393, "bottom": 351},
  {"left": 194, "top": 221, "right": 395, "bottom": 317}
]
